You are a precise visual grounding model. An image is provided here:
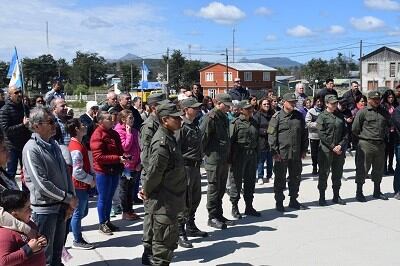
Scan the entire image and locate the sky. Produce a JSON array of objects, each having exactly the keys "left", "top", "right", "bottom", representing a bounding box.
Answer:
[{"left": 1, "top": 0, "right": 400, "bottom": 64}]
